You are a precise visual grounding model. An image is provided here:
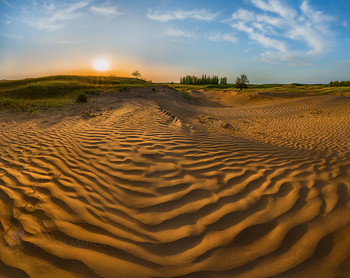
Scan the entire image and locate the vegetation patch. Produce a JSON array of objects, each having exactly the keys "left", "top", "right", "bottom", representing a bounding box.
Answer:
[
  {"left": 167, "top": 82, "right": 350, "bottom": 97},
  {"left": 0, "top": 75, "right": 153, "bottom": 110},
  {"left": 76, "top": 93, "right": 88, "bottom": 103},
  {"left": 329, "top": 81, "right": 350, "bottom": 87}
]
